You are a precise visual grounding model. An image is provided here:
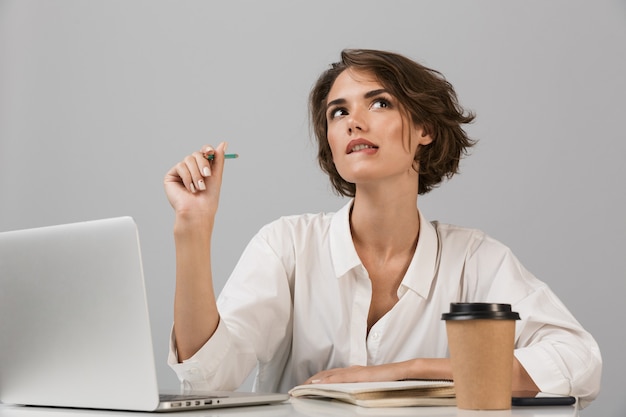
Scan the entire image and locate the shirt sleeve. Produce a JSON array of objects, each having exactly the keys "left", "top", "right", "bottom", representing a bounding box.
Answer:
[
  {"left": 167, "top": 224, "right": 294, "bottom": 391},
  {"left": 512, "top": 285, "right": 602, "bottom": 409},
  {"left": 167, "top": 318, "right": 247, "bottom": 391},
  {"left": 466, "top": 234, "right": 602, "bottom": 408}
]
